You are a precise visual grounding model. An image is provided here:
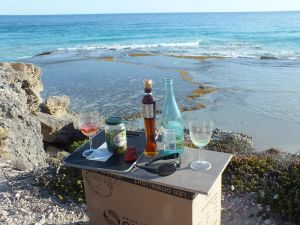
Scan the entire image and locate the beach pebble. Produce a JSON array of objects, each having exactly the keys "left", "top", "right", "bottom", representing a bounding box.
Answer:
[
  {"left": 264, "top": 219, "right": 271, "bottom": 225},
  {"left": 0, "top": 209, "right": 8, "bottom": 217},
  {"left": 248, "top": 213, "right": 254, "bottom": 218},
  {"left": 250, "top": 192, "right": 257, "bottom": 198},
  {"left": 35, "top": 217, "right": 46, "bottom": 225}
]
